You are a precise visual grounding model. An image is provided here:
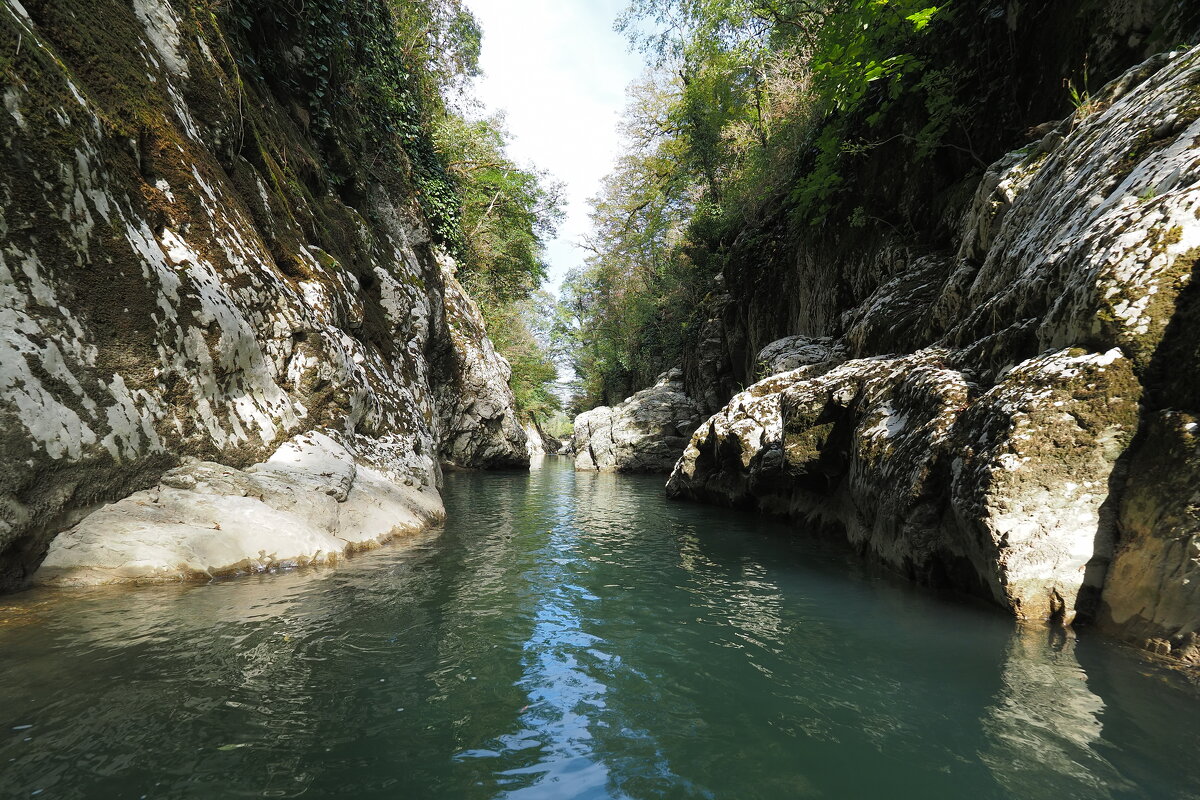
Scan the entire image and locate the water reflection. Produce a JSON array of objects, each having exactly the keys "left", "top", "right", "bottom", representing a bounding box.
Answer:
[
  {"left": 0, "top": 458, "right": 1198, "bottom": 799},
  {"left": 980, "top": 624, "right": 1128, "bottom": 798}
]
